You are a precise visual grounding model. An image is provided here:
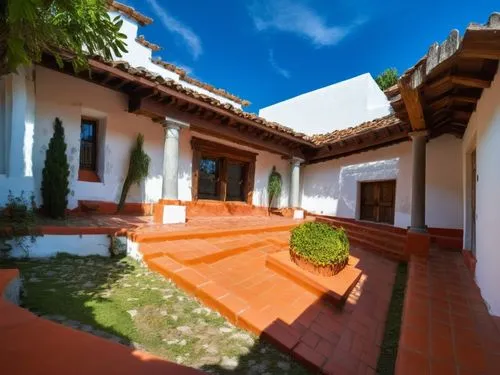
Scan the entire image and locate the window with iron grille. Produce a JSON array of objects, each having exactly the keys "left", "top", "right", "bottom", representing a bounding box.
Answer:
[{"left": 80, "top": 119, "right": 98, "bottom": 171}]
